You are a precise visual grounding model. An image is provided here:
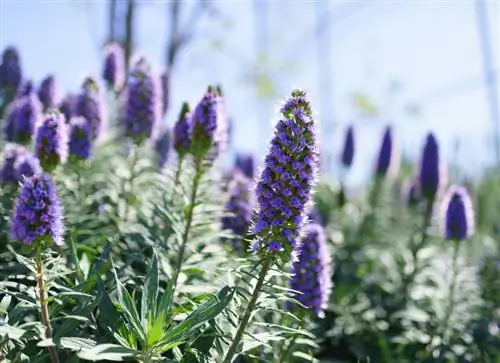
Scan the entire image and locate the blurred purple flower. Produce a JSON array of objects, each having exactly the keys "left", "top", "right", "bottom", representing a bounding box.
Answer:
[
  {"left": 15, "top": 79, "right": 34, "bottom": 98},
  {"left": 419, "top": 133, "right": 442, "bottom": 201},
  {"left": 341, "top": 124, "right": 355, "bottom": 168},
  {"left": 4, "top": 94, "right": 42, "bottom": 145},
  {"left": 1, "top": 144, "right": 29, "bottom": 183},
  {"left": 375, "top": 126, "right": 398, "bottom": 177},
  {"left": 172, "top": 102, "right": 191, "bottom": 157},
  {"left": 235, "top": 153, "right": 255, "bottom": 179},
  {"left": 160, "top": 70, "right": 169, "bottom": 116},
  {"left": 154, "top": 128, "right": 171, "bottom": 169},
  {"left": 440, "top": 185, "right": 474, "bottom": 241},
  {"left": 74, "top": 77, "right": 107, "bottom": 139},
  {"left": 37, "top": 75, "right": 57, "bottom": 110},
  {"left": 190, "top": 87, "right": 220, "bottom": 159},
  {"left": 102, "top": 42, "right": 125, "bottom": 91},
  {"left": 58, "top": 94, "right": 74, "bottom": 123},
  {"left": 68, "top": 116, "right": 92, "bottom": 160},
  {"left": 403, "top": 178, "right": 420, "bottom": 207},
  {"left": 35, "top": 111, "right": 69, "bottom": 172},
  {"left": 0, "top": 46, "right": 22, "bottom": 92}
]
